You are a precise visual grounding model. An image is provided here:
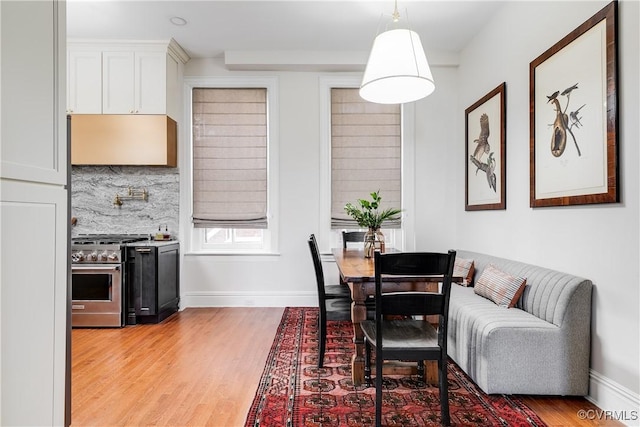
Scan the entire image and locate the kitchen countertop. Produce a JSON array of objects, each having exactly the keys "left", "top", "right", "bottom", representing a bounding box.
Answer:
[{"left": 127, "top": 239, "right": 179, "bottom": 247}]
